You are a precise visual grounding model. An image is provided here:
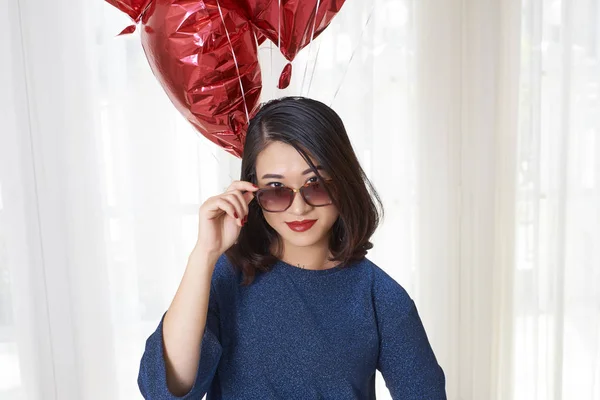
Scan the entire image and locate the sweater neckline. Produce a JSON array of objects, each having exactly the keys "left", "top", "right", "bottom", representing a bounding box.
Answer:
[{"left": 275, "top": 258, "right": 347, "bottom": 275}]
